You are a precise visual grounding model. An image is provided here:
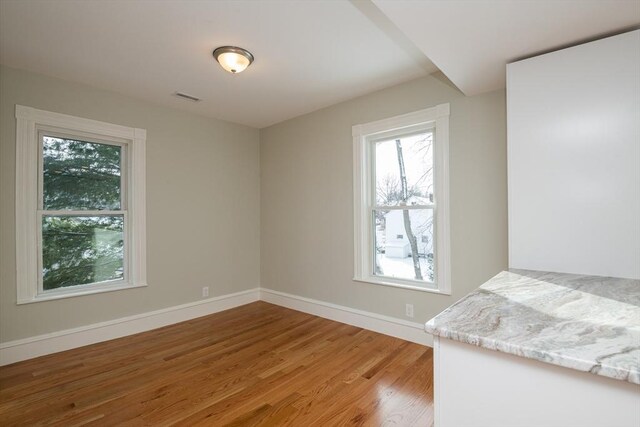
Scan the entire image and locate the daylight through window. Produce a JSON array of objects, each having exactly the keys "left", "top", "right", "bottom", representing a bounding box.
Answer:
[
  {"left": 353, "top": 104, "right": 451, "bottom": 294},
  {"left": 373, "top": 132, "right": 435, "bottom": 283},
  {"left": 41, "top": 135, "right": 126, "bottom": 291},
  {"left": 15, "top": 106, "right": 147, "bottom": 303}
]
